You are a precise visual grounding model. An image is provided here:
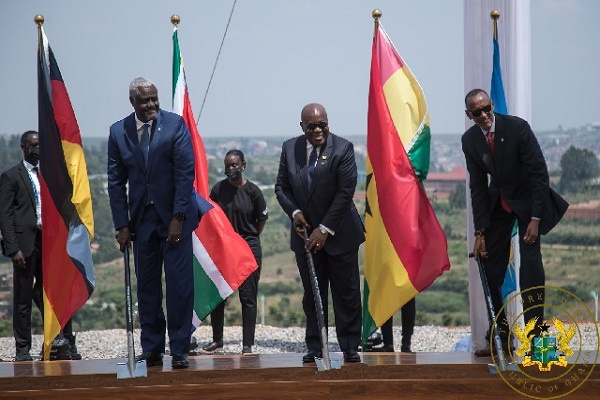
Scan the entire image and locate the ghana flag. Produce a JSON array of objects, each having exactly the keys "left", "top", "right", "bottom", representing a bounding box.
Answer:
[
  {"left": 172, "top": 24, "right": 258, "bottom": 320},
  {"left": 37, "top": 22, "right": 95, "bottom": 360},
  {"left": 362, "top": 22, "right": 450, "bottom": 344}
]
